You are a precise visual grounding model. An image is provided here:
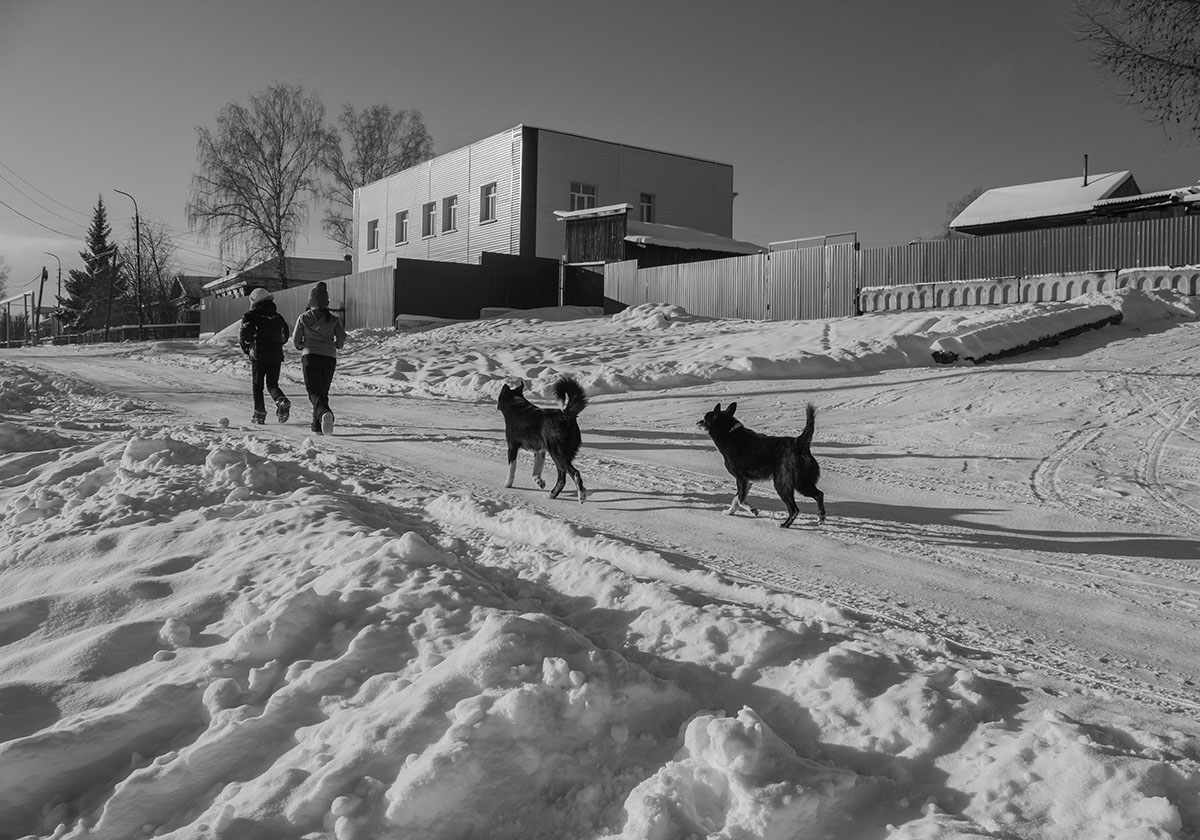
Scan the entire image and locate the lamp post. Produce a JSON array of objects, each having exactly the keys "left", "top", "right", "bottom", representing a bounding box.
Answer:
[
  {"left": 43, "top": 252, "right": 61, "bottom": 302},
  {"left": 113, "top": 189, "right": 143, "bottom": 340}
]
